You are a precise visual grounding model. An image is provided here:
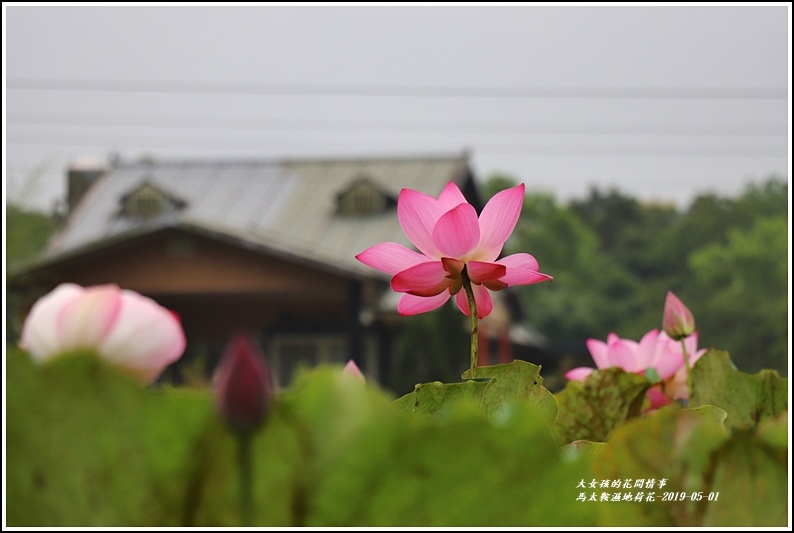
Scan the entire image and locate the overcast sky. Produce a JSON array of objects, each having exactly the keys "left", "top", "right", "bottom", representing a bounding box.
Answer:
[{"left": 3, "top": 4, "right": 790, "bottom": 211}]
